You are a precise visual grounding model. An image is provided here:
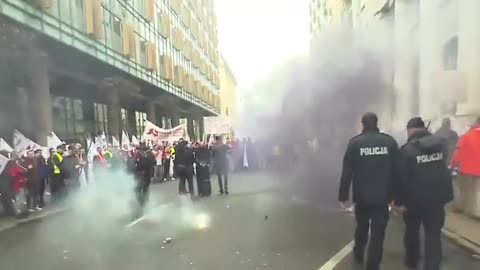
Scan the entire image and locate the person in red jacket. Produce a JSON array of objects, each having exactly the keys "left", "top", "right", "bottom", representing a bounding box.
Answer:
[
  {"left": 450, "top": 116, "right": 480, "bottom": 217},
  {"left": 93, "top": 147, "right": 109, "bottom": 179},
  {"left": 7, "top": 152, "right": 28, "bottom": 216}
]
